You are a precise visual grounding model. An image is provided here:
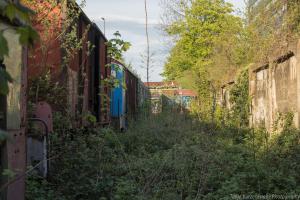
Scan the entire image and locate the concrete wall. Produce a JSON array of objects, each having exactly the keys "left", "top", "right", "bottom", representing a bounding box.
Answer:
[
  {"left": 220, "top": 81, "right": 235, "bottom": 110},
  {"left": 250, "top": 41, "right": 300, "bottom": 131}
]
